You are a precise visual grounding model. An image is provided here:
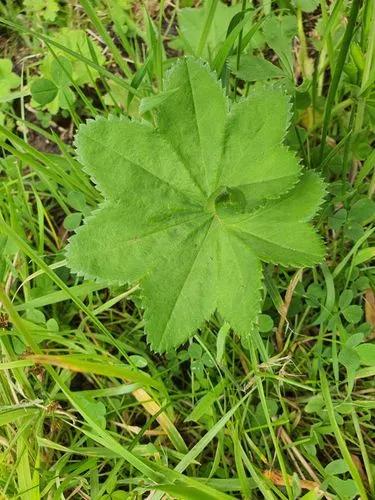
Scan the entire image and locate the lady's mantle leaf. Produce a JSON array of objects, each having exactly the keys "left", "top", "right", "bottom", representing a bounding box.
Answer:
[{"left": 66, "top": 57, "right": 325, "bottom": 352}]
